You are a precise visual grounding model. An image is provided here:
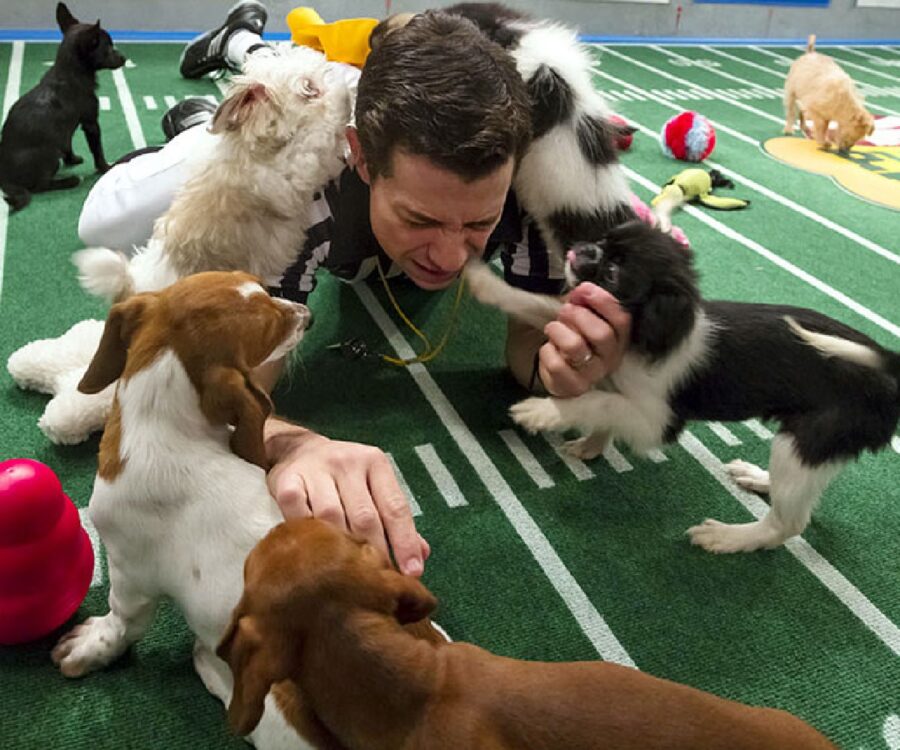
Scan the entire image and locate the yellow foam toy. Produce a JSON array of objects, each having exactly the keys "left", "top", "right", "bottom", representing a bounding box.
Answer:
[{"left": 286, "top": 7, "right": 379, "bottom": 68}]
